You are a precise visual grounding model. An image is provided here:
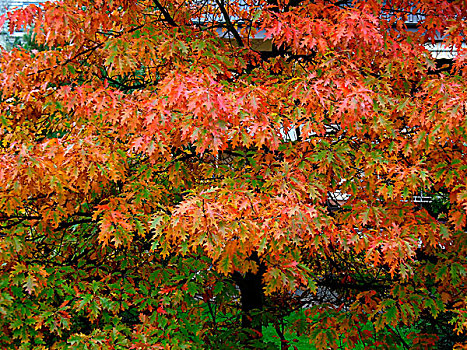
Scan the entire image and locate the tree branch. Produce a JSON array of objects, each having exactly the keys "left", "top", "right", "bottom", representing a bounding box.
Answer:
[
  {"left": 214, "top": 0, "right": 244, "bottom": 47},
  {"left": 153, "top": 0, "right": 178, "bottom": 27}
]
